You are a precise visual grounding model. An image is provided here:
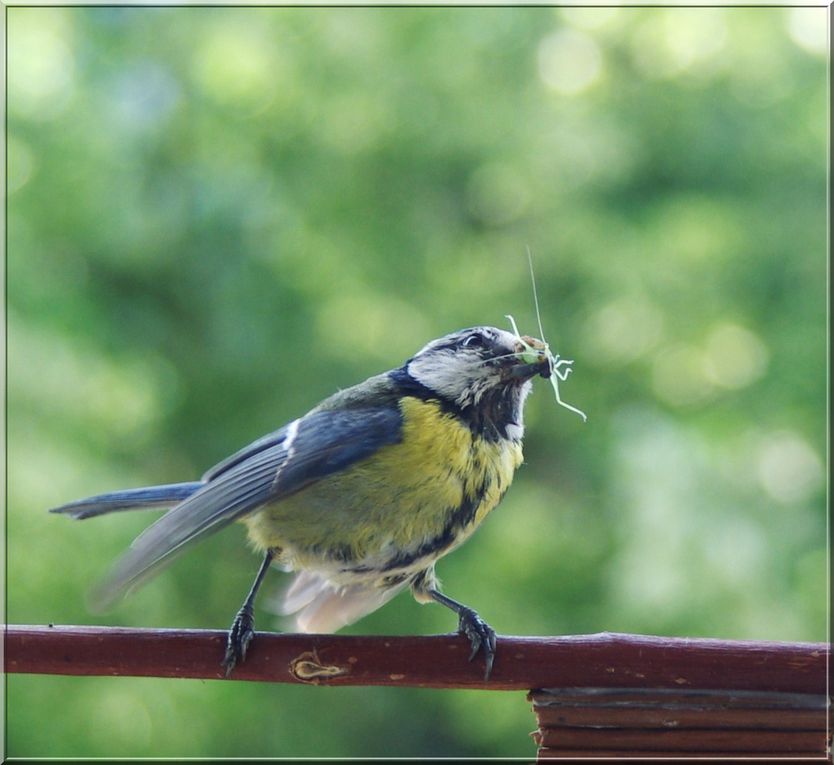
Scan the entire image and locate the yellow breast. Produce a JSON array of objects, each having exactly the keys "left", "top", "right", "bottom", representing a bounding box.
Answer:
[{"left": 244, "top": 397, "right": 523, "bottom": 570}]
